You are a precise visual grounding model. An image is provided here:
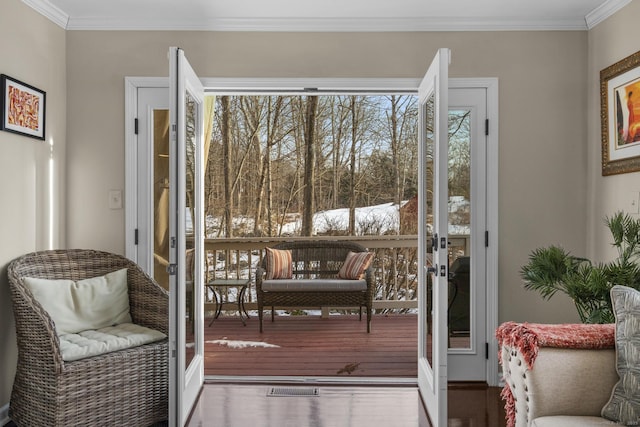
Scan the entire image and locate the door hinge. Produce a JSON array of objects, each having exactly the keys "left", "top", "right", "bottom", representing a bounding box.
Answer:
[
  {"left": 485, "top": 230, "right": 489, "bottom": 247},
  {"left": 134, "top": 228, "right": 139, "bottom": 245},
  {"left": 485, "top": 119, "right": 489, "bottom": 136},
  {"left": 134, "top": 118, "right": 139, "bottom": 135},
  {"left": 485, "top": 342, "right": 489, "bottom": 360}
]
